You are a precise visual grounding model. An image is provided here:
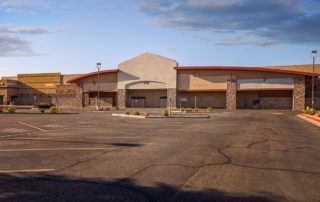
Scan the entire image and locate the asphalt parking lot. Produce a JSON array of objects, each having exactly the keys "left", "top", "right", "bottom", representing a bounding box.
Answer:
[{"left": 0, "top": 110, "right": 319, "bottom": 202}]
